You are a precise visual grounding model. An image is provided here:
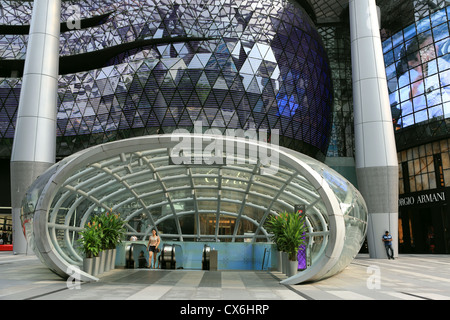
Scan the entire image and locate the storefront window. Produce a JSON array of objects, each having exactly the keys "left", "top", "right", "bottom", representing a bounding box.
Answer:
[{"left": 0, "top": 215, "right": 12, "bottom": 245}]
